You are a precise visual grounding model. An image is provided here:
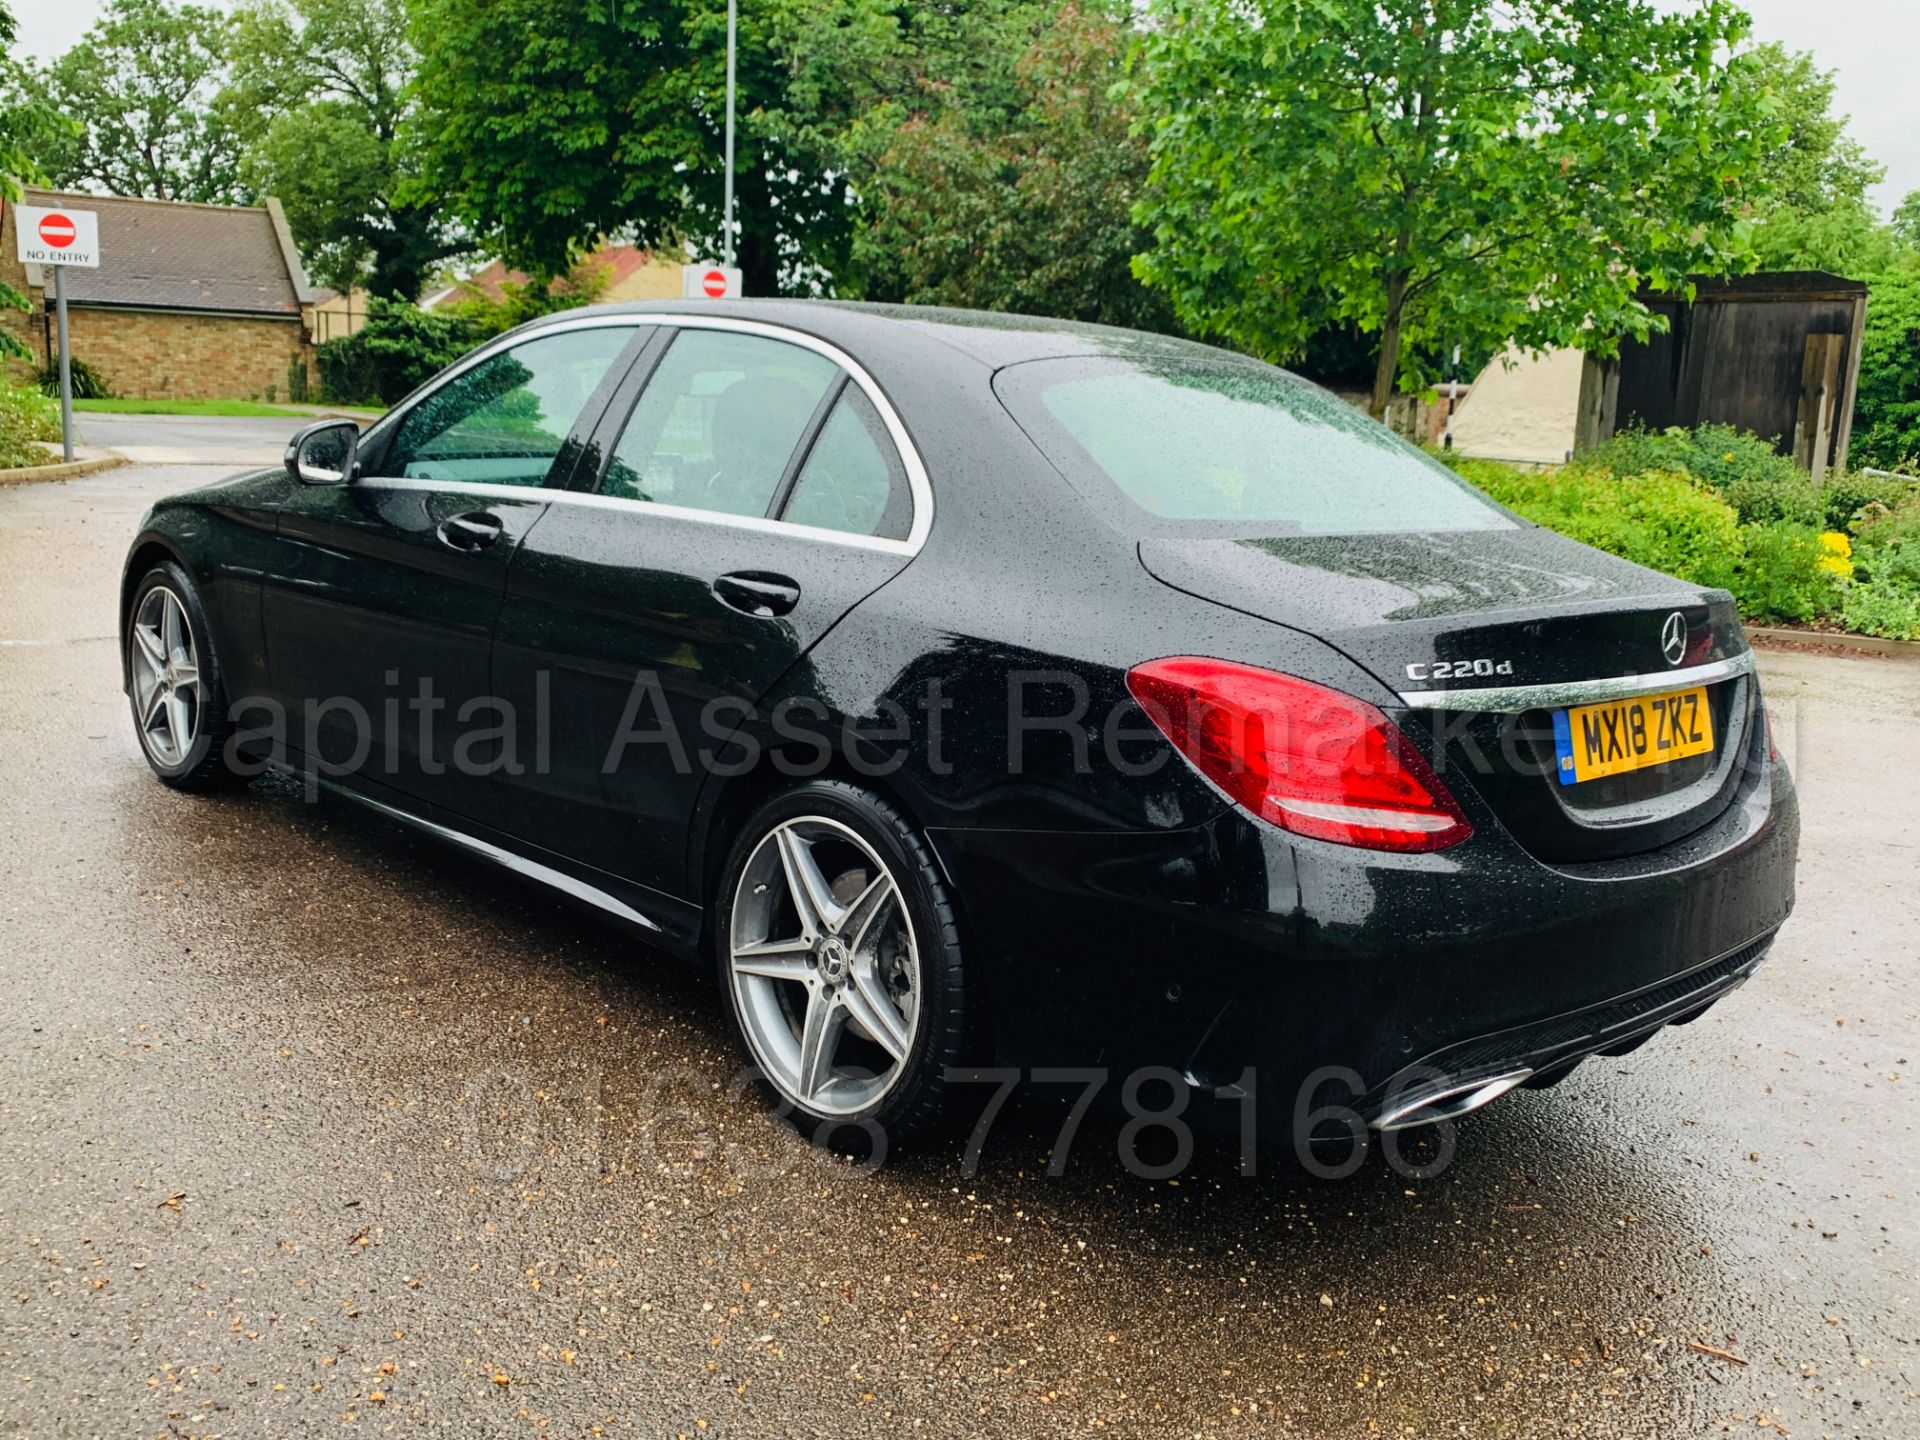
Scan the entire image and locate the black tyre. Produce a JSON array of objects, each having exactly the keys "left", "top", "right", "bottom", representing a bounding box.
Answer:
[
  {"left": 713, "top": 780, "right": 970, "bottom": 1152},
  {"left": 125, "top": 561, "right": 246, "bottom": 791}
]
